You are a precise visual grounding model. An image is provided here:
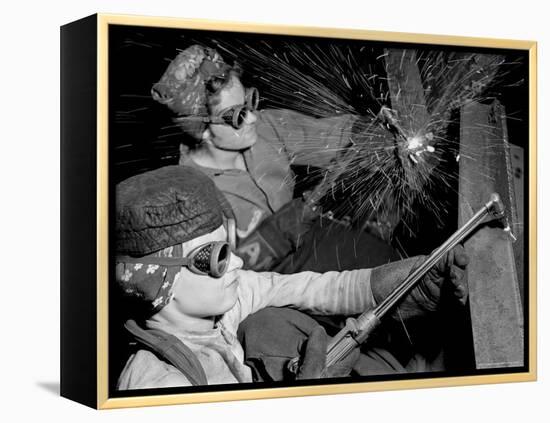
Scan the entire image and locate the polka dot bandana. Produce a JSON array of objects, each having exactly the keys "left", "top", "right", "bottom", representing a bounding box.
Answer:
[{"left": 115, "top": 244, "right": 184, "bottom": 315}]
